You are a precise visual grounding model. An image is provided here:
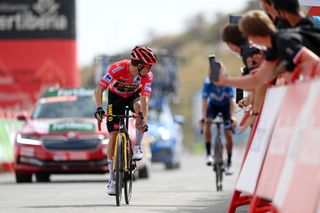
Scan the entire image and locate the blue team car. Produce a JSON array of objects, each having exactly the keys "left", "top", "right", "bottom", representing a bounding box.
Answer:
[{"left": 147, "top": 99, "right": 184, "bottom": 169}]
